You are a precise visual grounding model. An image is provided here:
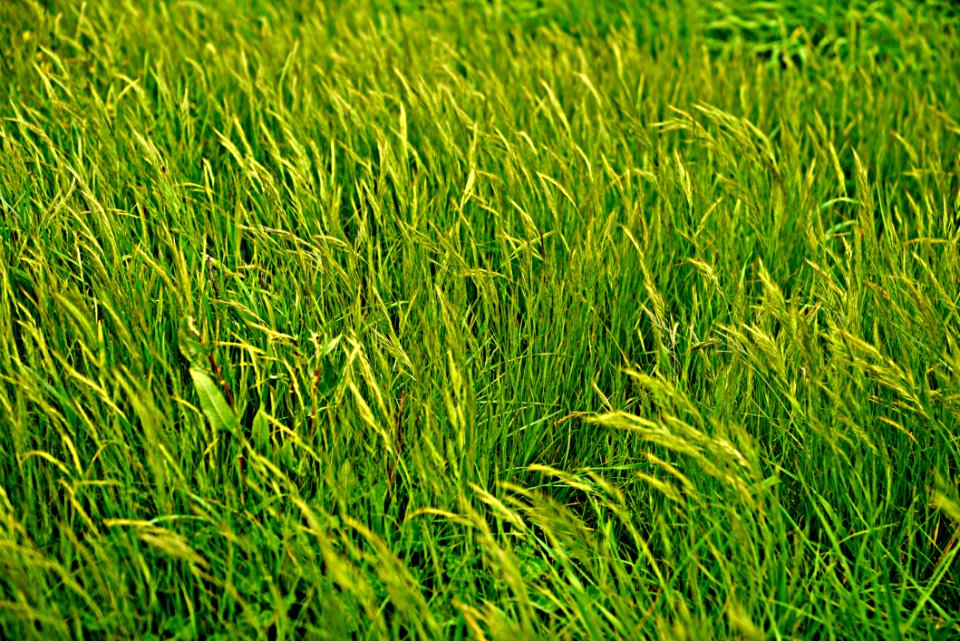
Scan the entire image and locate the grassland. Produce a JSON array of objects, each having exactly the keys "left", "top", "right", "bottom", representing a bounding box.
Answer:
[{"left": 1, "top": 1, "right": 959, "bottom": 639}]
